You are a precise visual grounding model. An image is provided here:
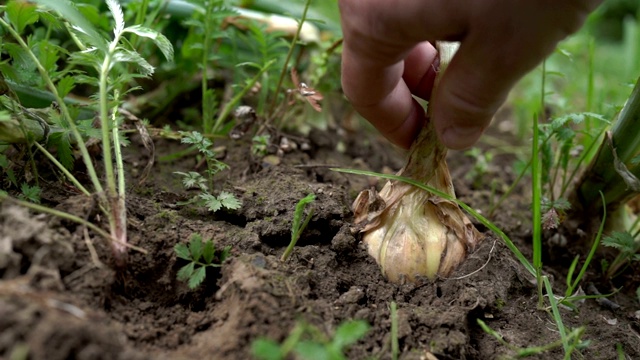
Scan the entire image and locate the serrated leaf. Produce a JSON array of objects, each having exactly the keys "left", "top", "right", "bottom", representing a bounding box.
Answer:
[
  {"left": 188, "top": 266, "right": 206, "bottom": 289},
  {"left": 189, "top": 233, "right": 203, "bottom": 261},
  {"left": 19, "top": 183, "right": 41, "bottom": 203},
  {"left": 112, "top": 48, "right": 154, "bottom": 76},
  {"left": 6, "top": 0, "right": 40, "bottom": 34},
  {"left": 56, "top": 76, "right": 76, "bottom": 98},
  {"left": 47, "top": 132, "right": 74, "bottom": 170},
  {"left": 199, "top": 193, "right": 222, "bottom": 212},
  {"left": 202, "top": 239, "right": 215, "bottom": 265},
  {"left": 602, "top": 231, "right": 637, "bottom": 253},
  {"left": 333, "top": 320, "right": 369, "bottom": 349},
  {"left": 218, "top": 191, "right": 241, "bottom": 210},
  {"left": 220, "top": 245, "right": 232, "bottom": 263},
  {"left": 106, "top": 0, "right": 125, "bottom": 36},
  {"left": 123, "top": 25, "right": 174, "bottom": 62},
  {"left": 174, "top": 243, "right": 191, "bottom": 260},
  {"left": 177, "top": 262, "right": 195, "bottom": 282}
]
